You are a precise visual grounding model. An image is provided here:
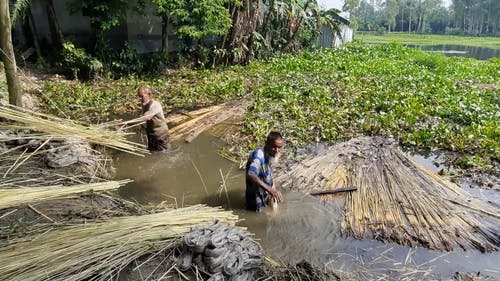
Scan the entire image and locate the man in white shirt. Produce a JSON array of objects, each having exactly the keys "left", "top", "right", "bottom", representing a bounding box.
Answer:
[{"left": 137, "top": 86, "right": 171, "bottom": 151}]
